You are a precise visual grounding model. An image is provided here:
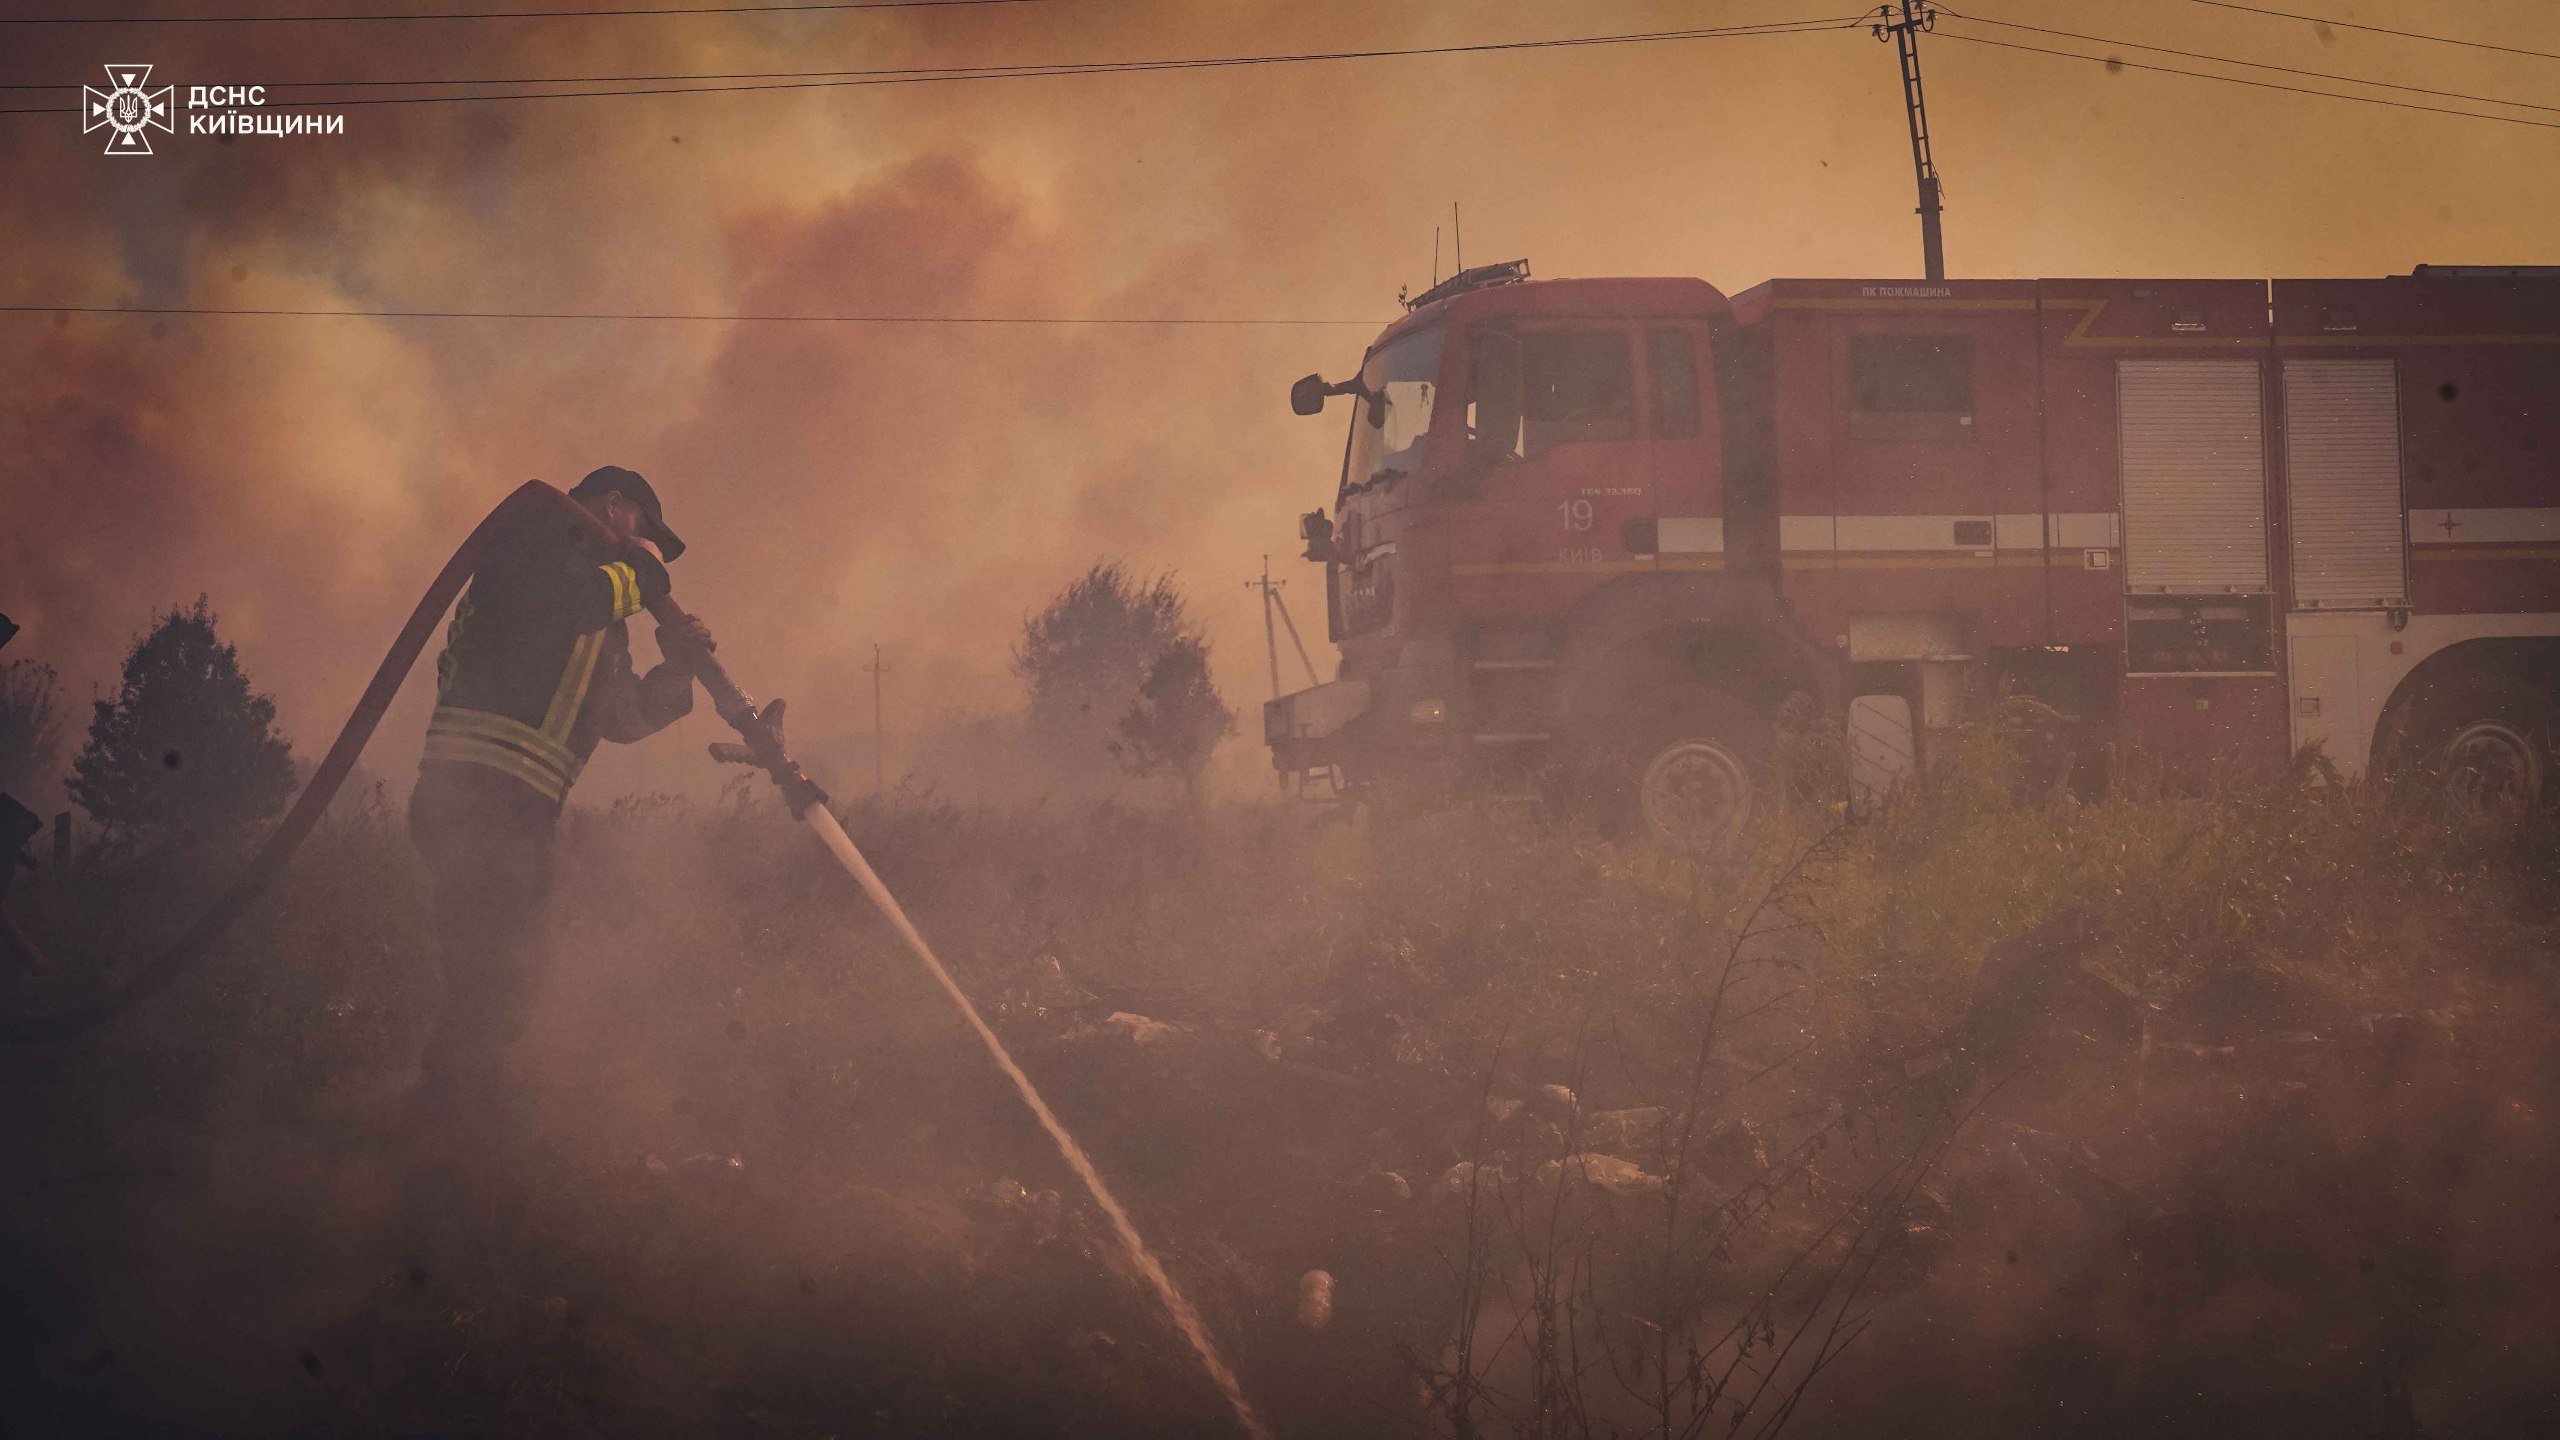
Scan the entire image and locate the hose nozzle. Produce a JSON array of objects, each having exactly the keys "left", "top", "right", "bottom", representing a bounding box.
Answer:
[{"left": 698, "top": 694, "right": 828, "bottom": 817}]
